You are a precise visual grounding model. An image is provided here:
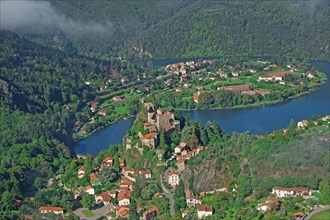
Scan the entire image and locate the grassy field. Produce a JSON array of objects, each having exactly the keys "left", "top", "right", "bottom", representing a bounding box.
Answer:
[
  {"left": 114, "top": 105, "right": 127, "bottom": 113},
  {"left": 310, "top": 209, "right": 330, "bottom": 220},
  {"left": 82, "top": 209, "right": 95, "bottom": 217}
]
